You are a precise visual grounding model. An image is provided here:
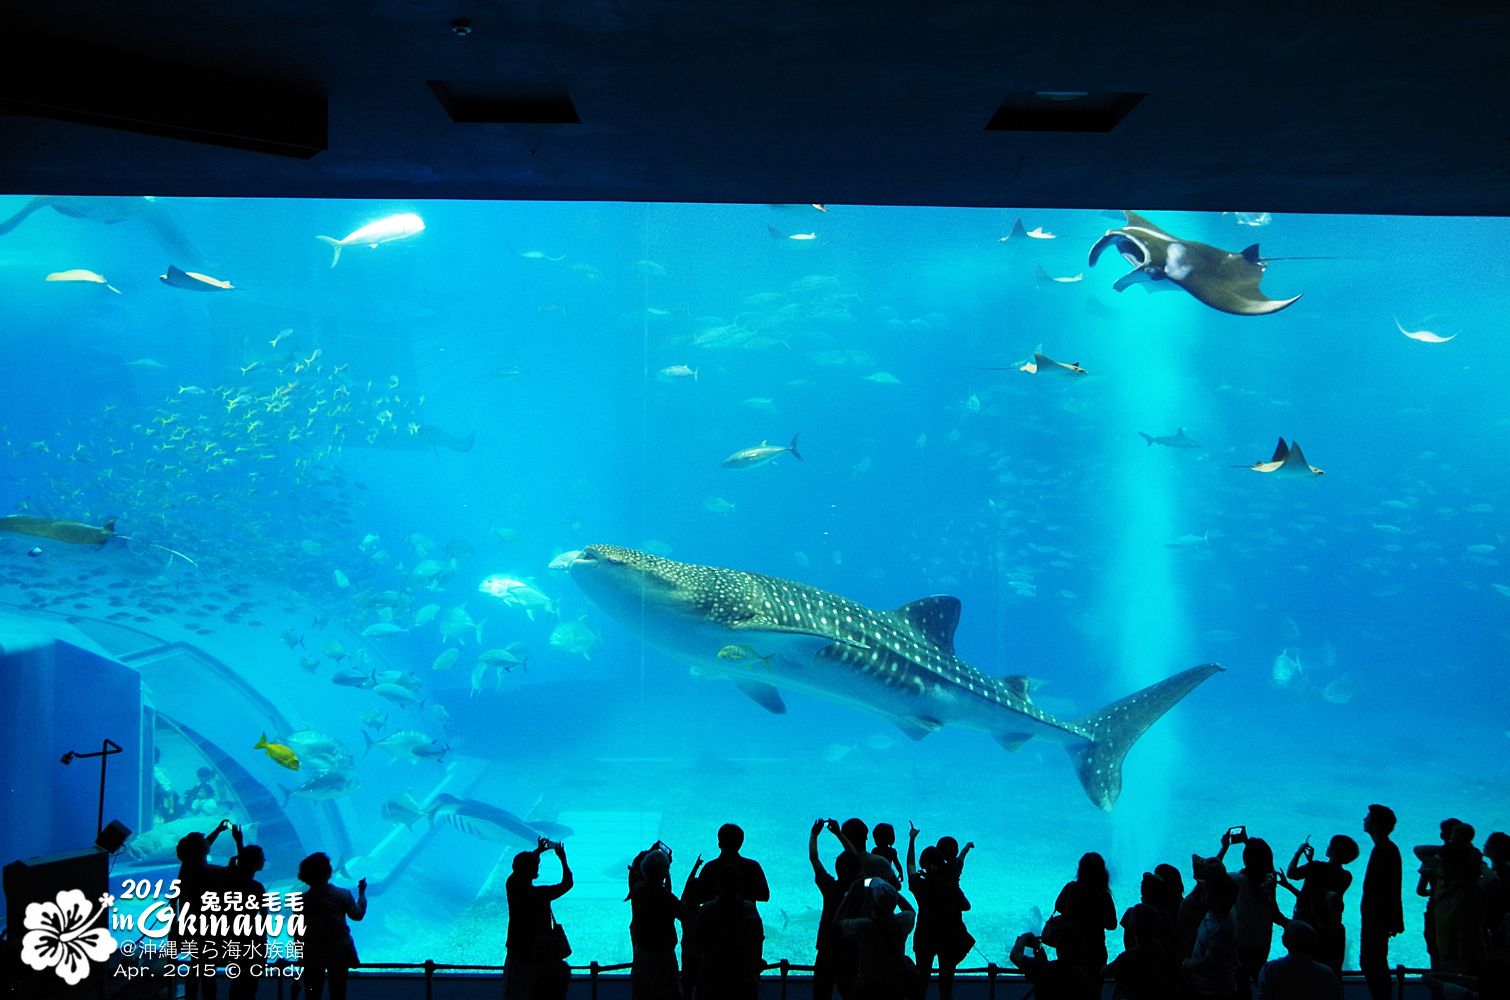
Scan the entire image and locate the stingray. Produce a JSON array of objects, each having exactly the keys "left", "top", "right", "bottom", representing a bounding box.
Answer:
[
  {"left": 415, "top": 425, "right": 475, "bottom": 453},
  {"left": 0, "top": 195, "right": 208, "bottom": 266},
  {"left": 0, "top": 515, "right": 199, "bottom": 566},
  {"left": 1140, "top": 428, "right": 1202, "bottom": 449},
  {"left": 968, "top": 352, "right": 1087, "bottom": 378},
  {"left": 1242, "top": 438, "right": 1324, "bottom": 477},
  {"left": 1088, "top": 210, "right": 1301, "bottom": 316},
  {"left": 1394, "top": 317, "right": 1459, "bottom": 343},
  {"left": 1035, "top": 264, "right": 1083, "bottom": 285},
  {"left": 159, "top": 265, "right": 237, "bottom": 291}
]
